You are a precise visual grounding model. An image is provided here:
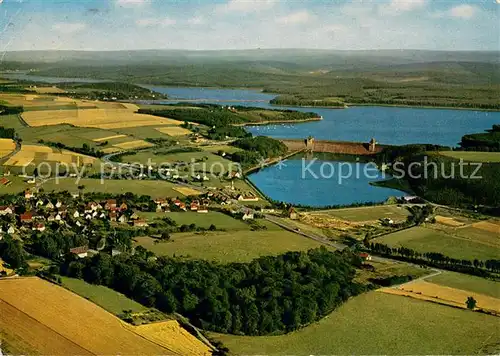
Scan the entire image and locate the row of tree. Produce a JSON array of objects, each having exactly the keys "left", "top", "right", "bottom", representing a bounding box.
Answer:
[{"left": 368, "top": 242, "right": 500, "bottom": 276}]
